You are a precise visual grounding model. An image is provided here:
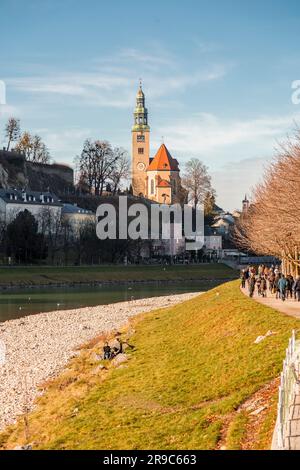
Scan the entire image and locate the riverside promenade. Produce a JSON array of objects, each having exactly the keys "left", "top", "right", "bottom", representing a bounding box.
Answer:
[
  {"left": 241, "top": 285, "right": 300, "bottom": 450},
  {"left": 241, "top": 286, "right": 300, "bottom": 320}
]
